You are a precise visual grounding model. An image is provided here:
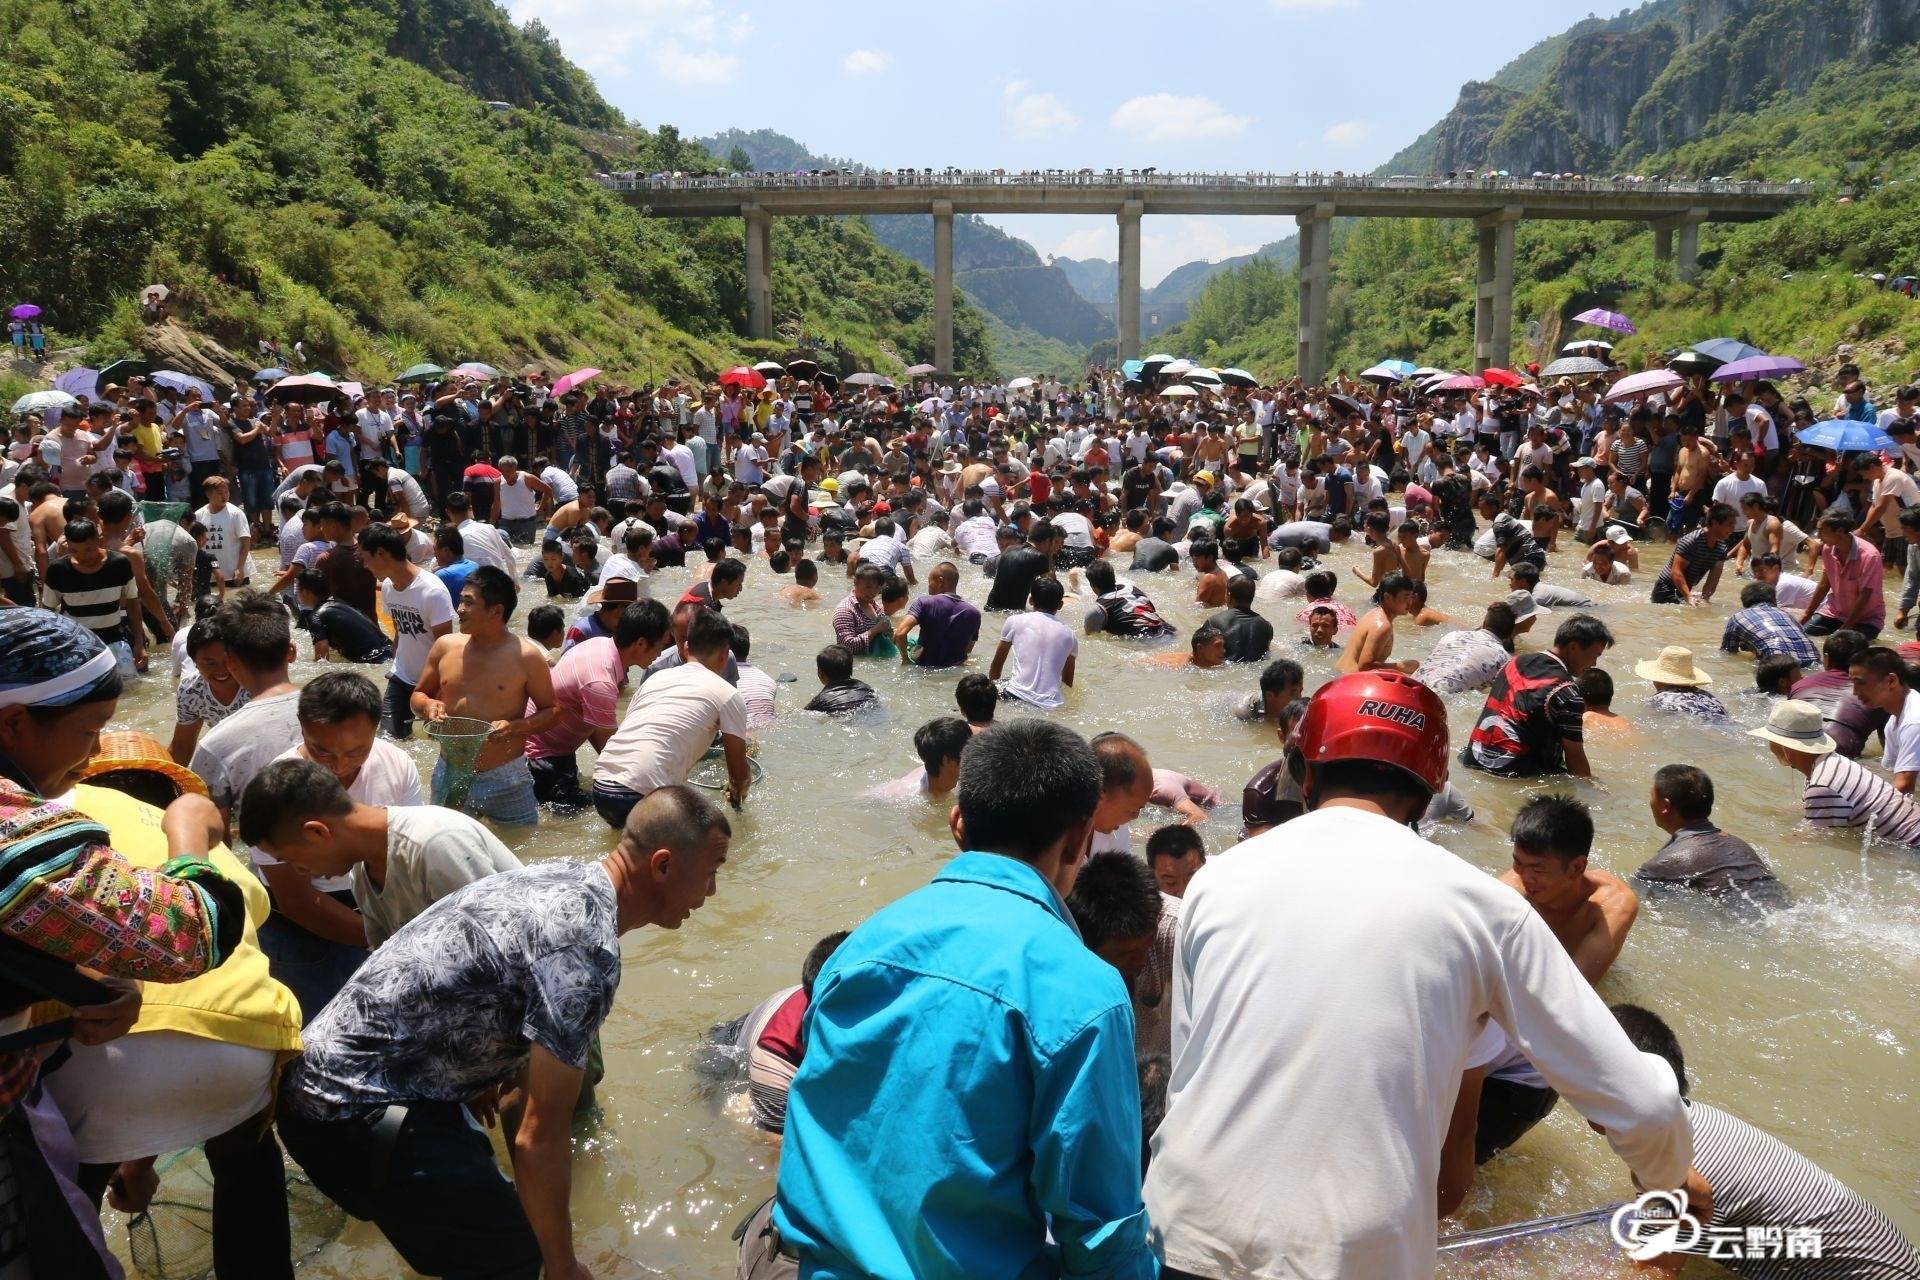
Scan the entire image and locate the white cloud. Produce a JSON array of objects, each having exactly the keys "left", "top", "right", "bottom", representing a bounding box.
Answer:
[
  {"left": 652, "top": 37, "right": 741, "bottom": 85},
  {"left": 1004, "top": 80, "right": 1080, "bottom": 139},
  {"left": 1109, "top": 94, "right": 1250, "bottom": 143},
  {"left": 1323, "top": 120, "right": 1372, "bottom": 146},
  {"left": 1270, "top": 0, "right": 1359, "bottom": 10},
  {"left": 842, "top": 48, "right": 892, "bottom": 76},
  {"left": 502, "top": 0, "right": 748, "bottom": 84}
]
